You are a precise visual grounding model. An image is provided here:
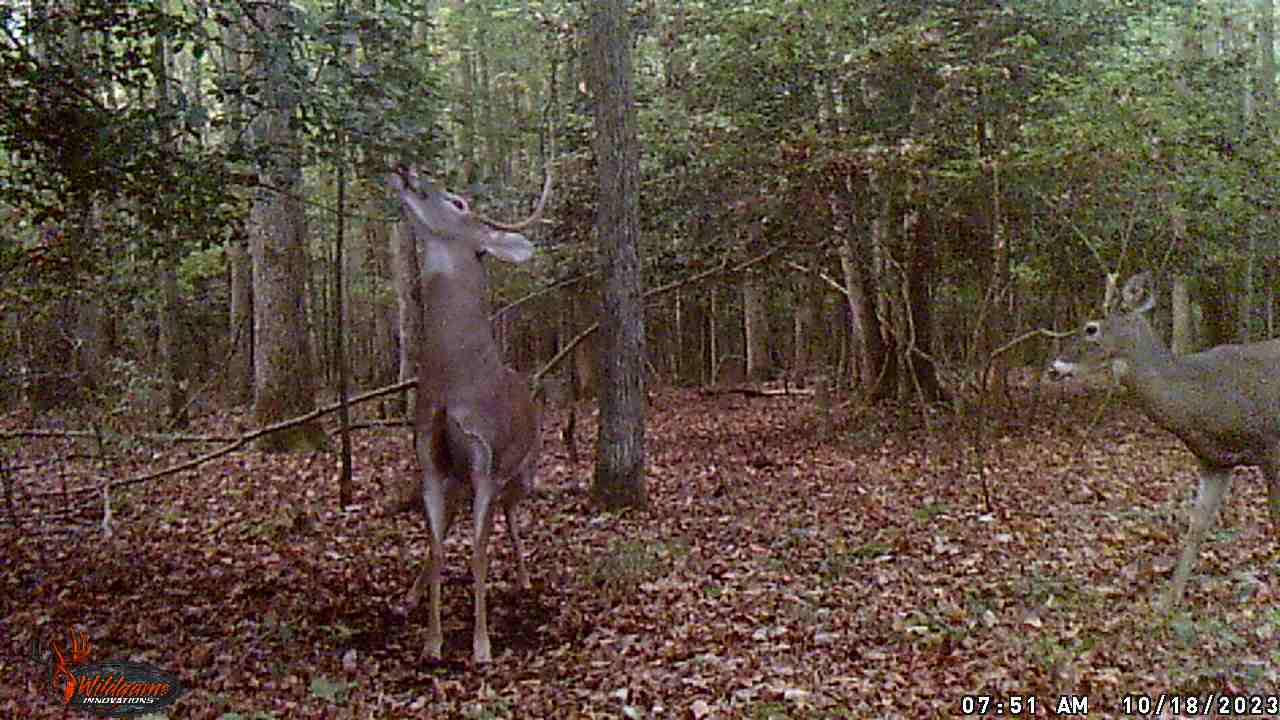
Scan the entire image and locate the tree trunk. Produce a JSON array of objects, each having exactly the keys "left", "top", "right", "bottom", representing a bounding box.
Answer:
[
  {"left": 391, "top": 214, "right": 422, "bottom": 417},
  {"left": 227, "top": 239, "right": 254, "bottom": 405},
  {"left": 839, "top": 231, "right": 885, "bottom": 400},
  {"left": 979, "top": 148, "right": 1010, "bottom": 401},
  {"left": 249, "top": 0, "right": 324, "bottom": 452},
  {"left": 589, "top": 0, "right": 647, "bottom": 511},
  {"left": 742, "top": 272, "right": 771, "bottom": 381},
  {"left": 153, "top": 3, "right": 188, "bottom": 428},
  {"left": 1201, "top": 271, "right": 1237, "bottom": 348},
  {"left": 706, "top": 286, "right": 718, "bottom": 385},
  {"left": 903, "top": 207, "right": 944, "bottom": 403},
  {"left": 365, "top": 201, "right": 397, "bottom": 394},
  {"left": 158, "top": 260, "right": 187, "bottom": 427},
  {"left": 1171, "top": 275, "right": 1193, "bottom": 355}
]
